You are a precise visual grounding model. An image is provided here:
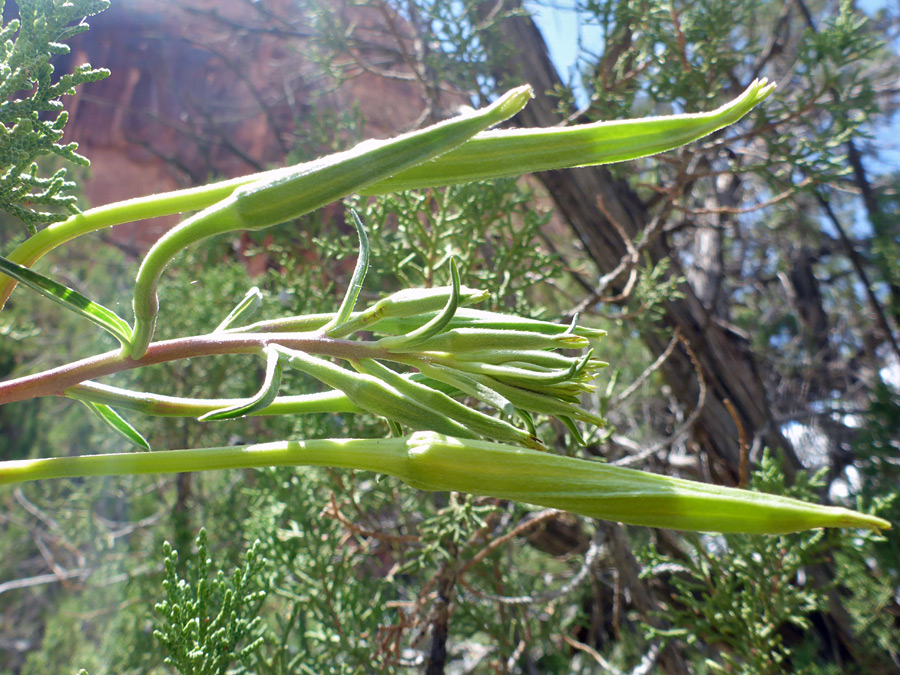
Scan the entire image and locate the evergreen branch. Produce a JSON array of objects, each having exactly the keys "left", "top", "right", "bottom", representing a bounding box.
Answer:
[{"left": 0, "top": 0, "right": 110, "bottom": 233}]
